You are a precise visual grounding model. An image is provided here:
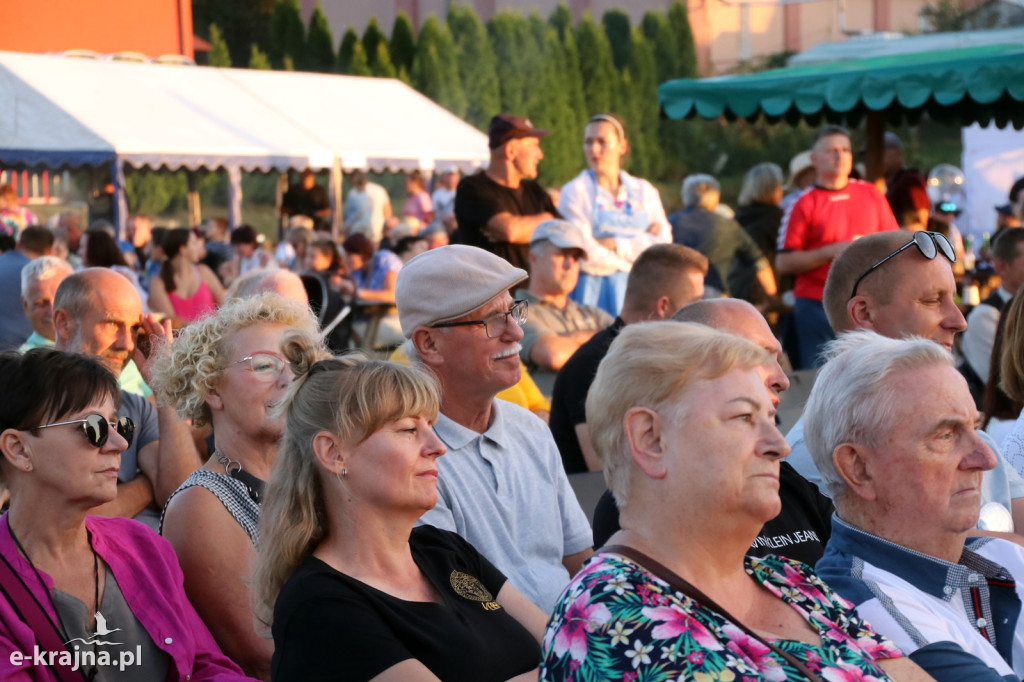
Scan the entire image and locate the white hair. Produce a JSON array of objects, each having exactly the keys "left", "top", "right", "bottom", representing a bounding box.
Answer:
[
  {"left": 803, "top": 330, "right": 953, "bottom": 497},
  {"left": 21, "top": 256, "right": 73, "bottom": 299},
  {"left": 681, "top": 174, "right": 720, "bottom": 209}
]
